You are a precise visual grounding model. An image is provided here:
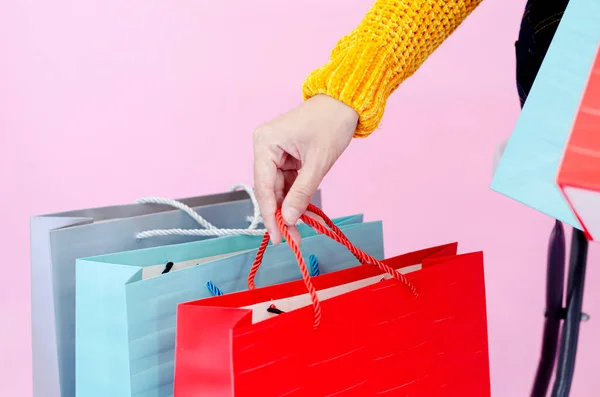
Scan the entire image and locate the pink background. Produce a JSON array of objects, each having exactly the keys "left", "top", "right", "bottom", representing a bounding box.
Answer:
[{"left": 1, "top": 0, "right": 599, "bottom": 396}]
